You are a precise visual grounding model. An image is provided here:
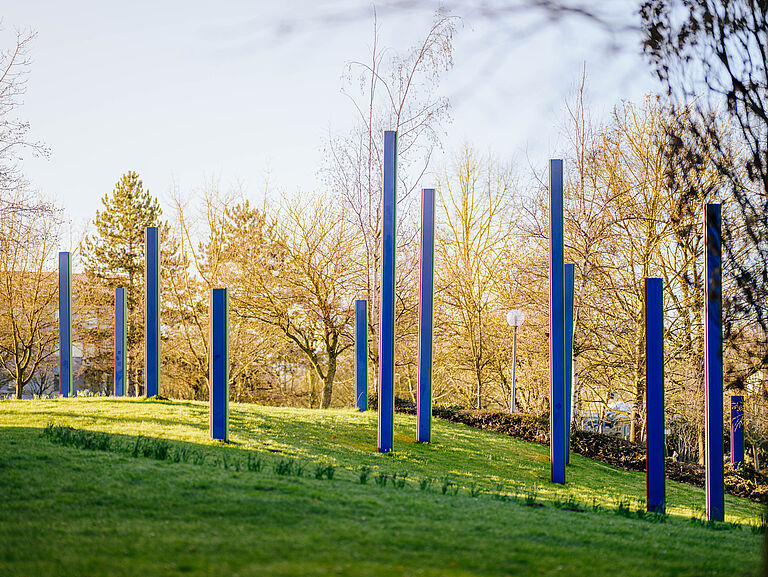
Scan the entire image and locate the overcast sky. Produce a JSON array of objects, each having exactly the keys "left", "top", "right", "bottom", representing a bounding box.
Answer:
[{"left": 3, "top": 0, "right": 655, "bottom": 240}]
